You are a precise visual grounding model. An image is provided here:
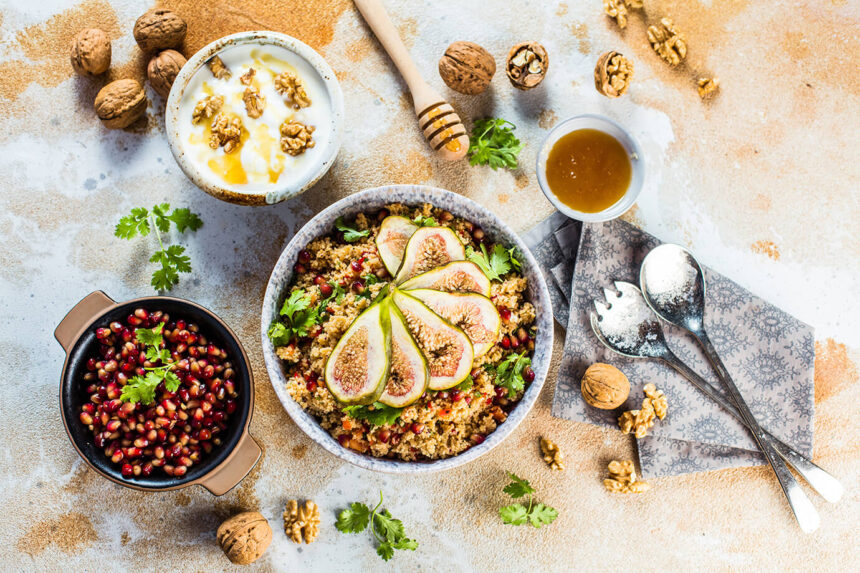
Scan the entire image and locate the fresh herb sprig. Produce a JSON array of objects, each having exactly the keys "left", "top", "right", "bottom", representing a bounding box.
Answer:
[
  {"left": 468, "top": 118, "right": 523, "bottom": 170},
  {"left": 336, "top": 492, "right": 419, "bottom": 561},
  {"left": 119, "top": 323, "right": 181, "bottom": 405},
  {"left": 115, "top": 203, "right": 203, "bottom": 291},
  {"left": 493, "top": 352, "right": 532, "bottom": 398},
  {"left": 499, "top": 472, "right": 558, "bottom": 528},
  {"left": 343, "top": 402, "right": 404, "bottom": 426},
  {"left": 336, "top": 217, "right": 370, "bottom": 243},
  {"left": 466, "top": 243, "right": 520, "bottom": 281},
  {"left": 411, "top": 214, "right": 437, "bottom": 227},
  {"left": 268, "top": 289, "right": 323, "bottom": 345}
]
